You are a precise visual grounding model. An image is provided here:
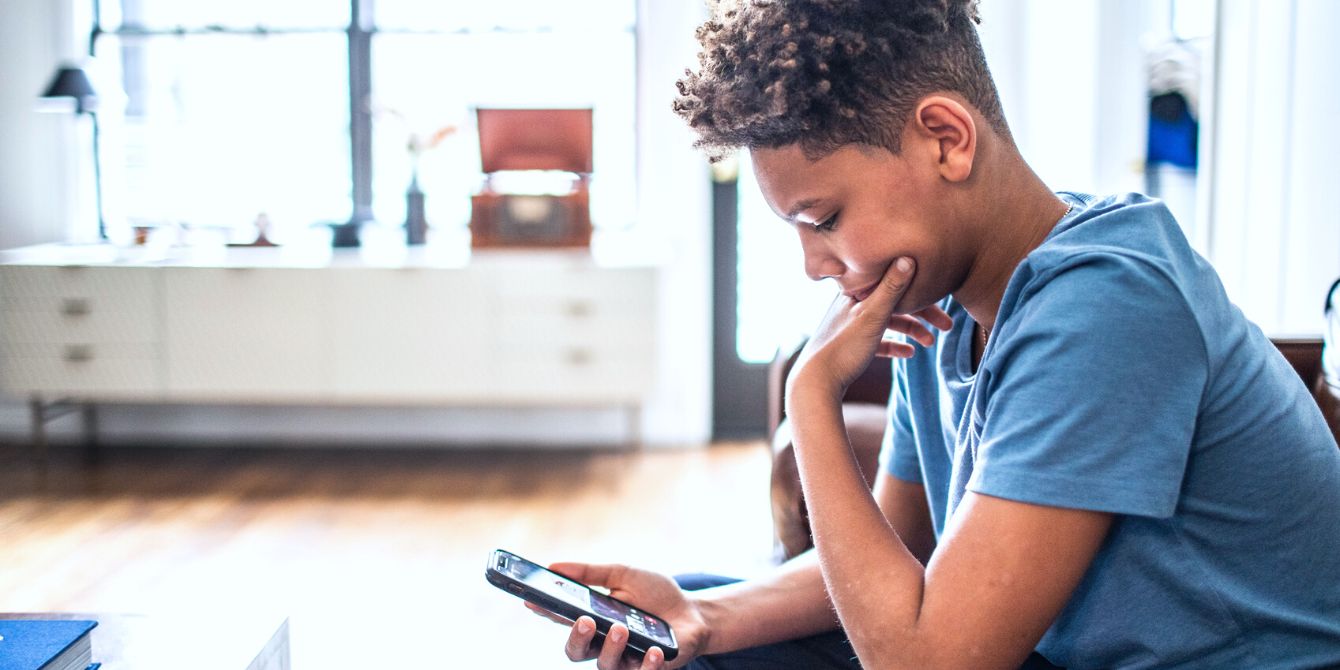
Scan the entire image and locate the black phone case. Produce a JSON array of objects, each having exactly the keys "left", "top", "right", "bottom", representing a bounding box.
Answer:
[{"left": 485, "top": 559, "right": 679, "bottom": 661}]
